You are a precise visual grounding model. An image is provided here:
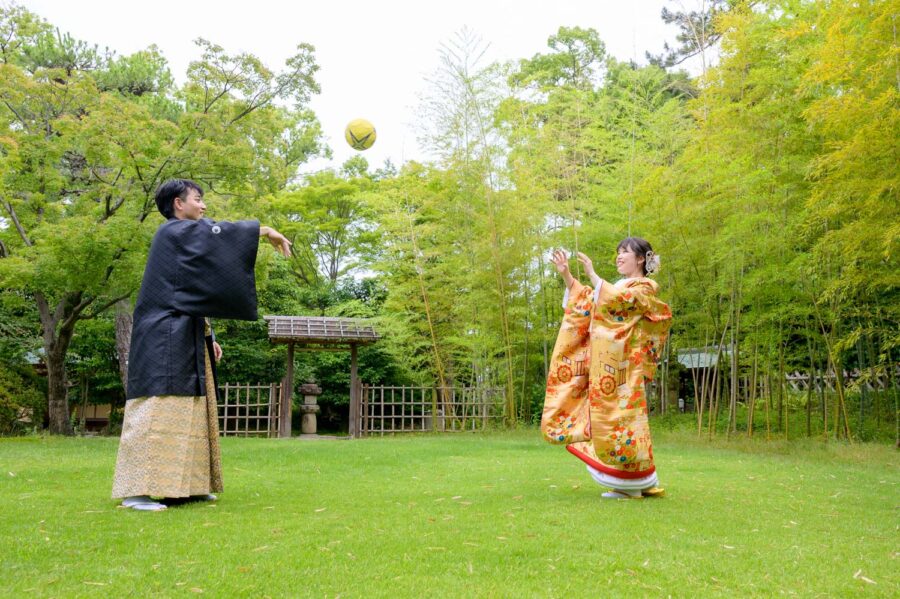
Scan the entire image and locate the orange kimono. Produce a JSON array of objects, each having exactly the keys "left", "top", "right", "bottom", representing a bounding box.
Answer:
[{"left": 542, "top": 278, "right": 672, "bottom": 486}]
